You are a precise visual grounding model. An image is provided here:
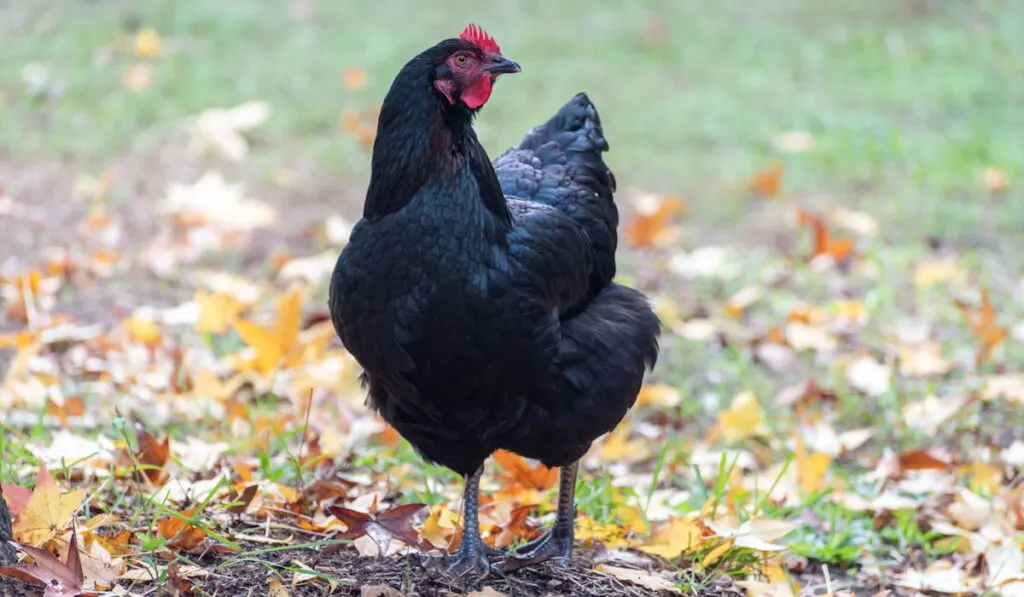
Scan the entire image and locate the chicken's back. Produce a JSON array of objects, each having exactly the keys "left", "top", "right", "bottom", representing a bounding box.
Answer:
[{"left": 494, "top": 93, "right": 619, "bottom": 290}]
